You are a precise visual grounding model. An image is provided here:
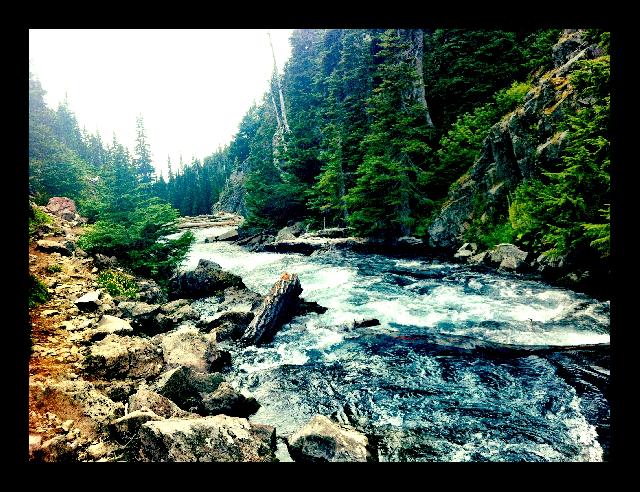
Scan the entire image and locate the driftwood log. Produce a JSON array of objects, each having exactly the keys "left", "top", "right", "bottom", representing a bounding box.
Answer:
[{"left": 240, "top": 273, "right": 303, "bottom": 346}]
